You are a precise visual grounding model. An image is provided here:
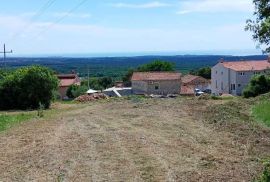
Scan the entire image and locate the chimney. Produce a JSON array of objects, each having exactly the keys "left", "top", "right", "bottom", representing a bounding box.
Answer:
[{"left": 219, "top": 58, "right": 224, "bottom": 63}]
